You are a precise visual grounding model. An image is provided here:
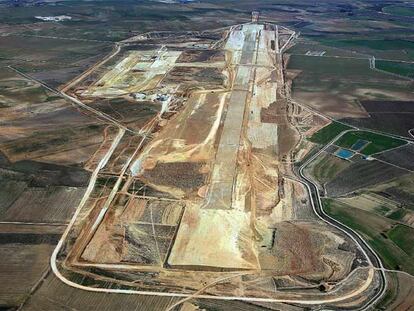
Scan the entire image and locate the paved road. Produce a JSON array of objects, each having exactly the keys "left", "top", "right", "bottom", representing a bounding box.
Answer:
[
  {"left": 296, "top": 130, "right": 387, "bottom": 310},
  {"left": 289, "top": 98, "right": 414, "bottom": 143}
]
